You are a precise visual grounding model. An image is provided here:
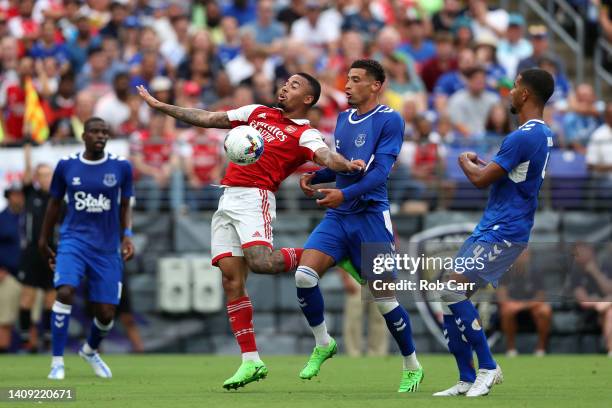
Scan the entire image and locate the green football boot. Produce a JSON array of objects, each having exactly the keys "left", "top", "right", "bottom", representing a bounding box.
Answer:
[
  {"left": 222, "top": 360, "right": 268, "bottom": 390},
  {"left": 299, "top": 338, "right": 338, "bottom": 380},
  {"left": 398, "top": 367, "right": 424, "bottom": 393},
  {"left": 337, "top": 258, "right": 365, "bottom": 285}
]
